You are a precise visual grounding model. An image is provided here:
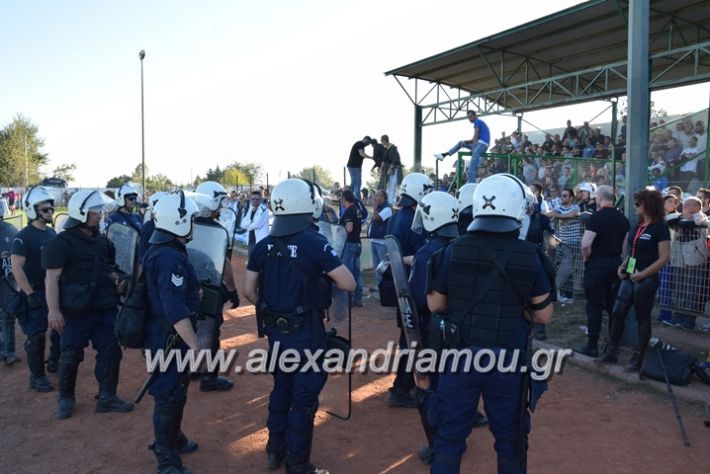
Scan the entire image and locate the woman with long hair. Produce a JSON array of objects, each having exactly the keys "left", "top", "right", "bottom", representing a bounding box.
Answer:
[{"left": 597, "top": 189, "right": 671, "bottom": 371}]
